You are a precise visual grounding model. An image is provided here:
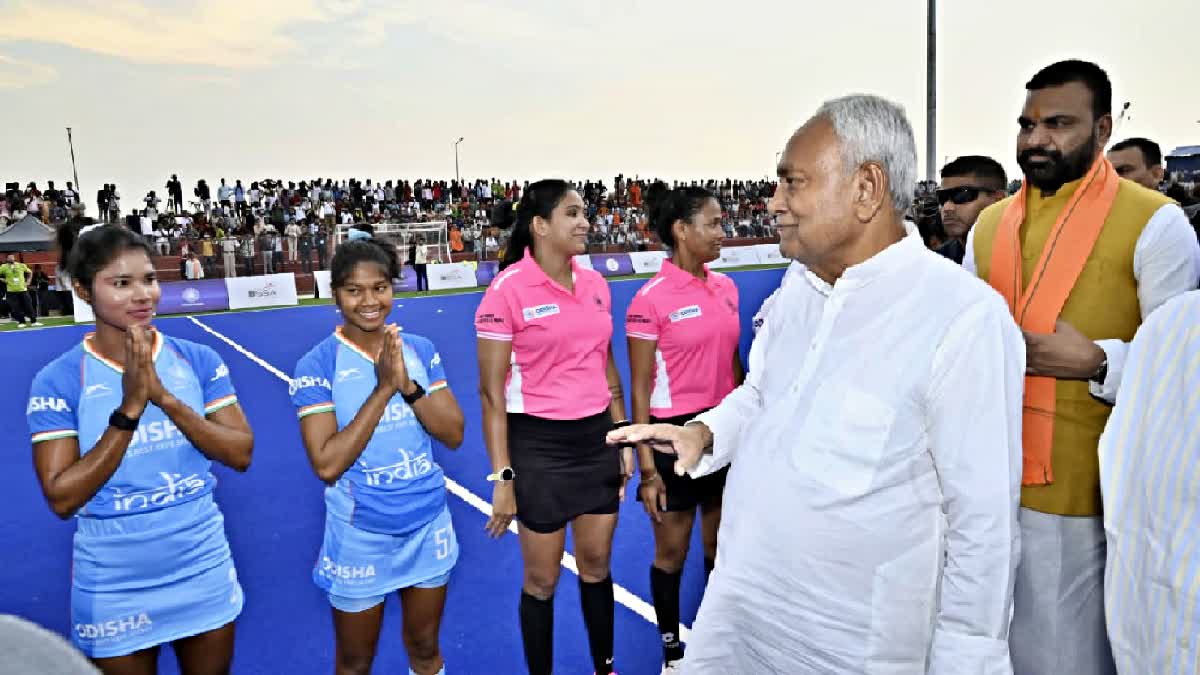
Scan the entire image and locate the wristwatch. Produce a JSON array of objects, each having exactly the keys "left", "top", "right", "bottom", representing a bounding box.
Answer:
[
  {"left": 1090, "top": 355, "right": 1109, "bottom": 385},
  {"left": 401, "top": 382, "right": 426, "bottom": 405},
  {"left": 487, "top": 466, "right": 516, "bottom": 482},
  {"left": 109, "top": 409, "right": 140, "bottom": 431}
]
